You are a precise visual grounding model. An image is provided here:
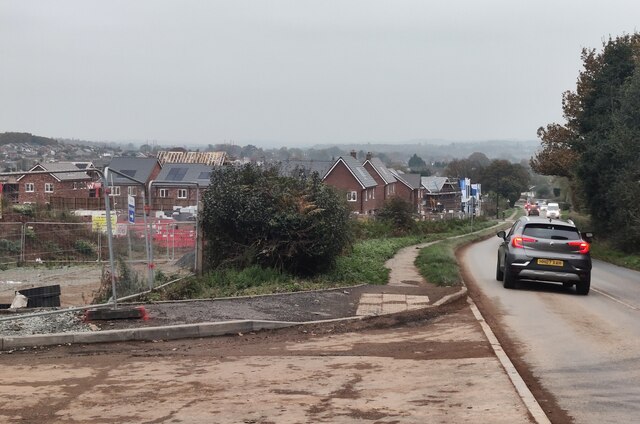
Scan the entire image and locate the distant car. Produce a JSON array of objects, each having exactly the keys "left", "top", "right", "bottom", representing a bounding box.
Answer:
[
  {"left": 546, "top": 203, "right": 561, "bottom": 219},
  {"left": 528, "top": 206, "right": 540, "bottom": 216},
  {"left": 496, "top": 216, "right": 592, "bottom": 294}
]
